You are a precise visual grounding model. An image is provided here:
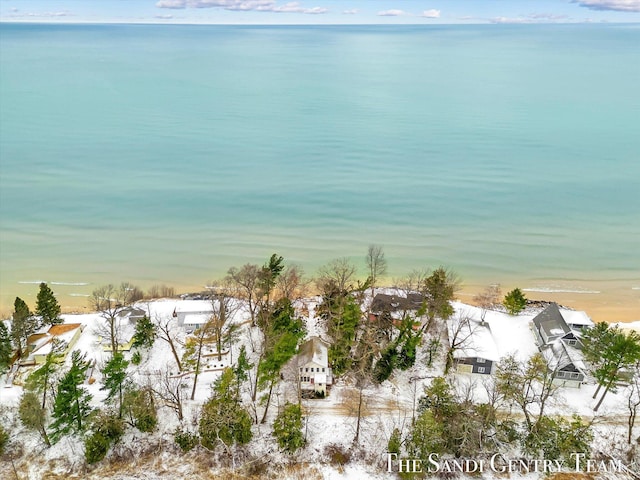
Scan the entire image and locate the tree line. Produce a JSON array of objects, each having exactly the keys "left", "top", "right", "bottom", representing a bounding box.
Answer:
[{"left": 2, "top": 248, "right": 639, "bottom": 472}]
